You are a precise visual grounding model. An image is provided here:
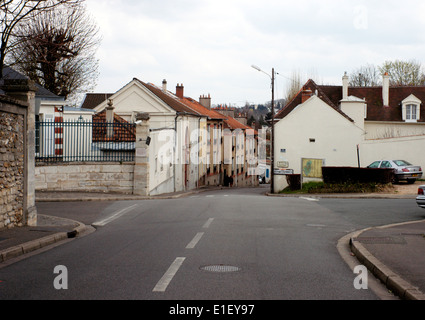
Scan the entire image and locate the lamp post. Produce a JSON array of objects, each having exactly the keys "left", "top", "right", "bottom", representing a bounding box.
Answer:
[{"left": 252, "top": 65, "right": 275, "bottom": 194}]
